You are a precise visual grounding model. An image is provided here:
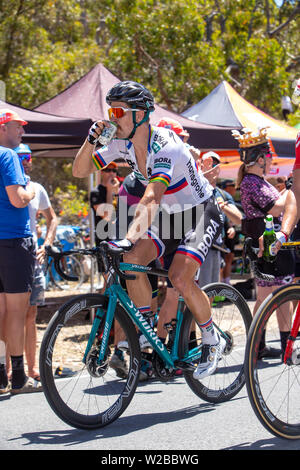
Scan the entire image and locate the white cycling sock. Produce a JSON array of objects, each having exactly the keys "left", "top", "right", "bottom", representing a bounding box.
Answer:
[{"left": 198, "top": 317, "right": 219, "bottom": 345}]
